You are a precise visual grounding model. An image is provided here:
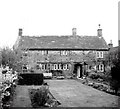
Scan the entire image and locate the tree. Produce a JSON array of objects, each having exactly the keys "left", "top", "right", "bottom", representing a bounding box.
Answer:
[
  {"left": 0, "top": 47, "right": 23, "bottom": 72},
  {"left": 105, "top": 46, "right": 120, "bottom": 94}
]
